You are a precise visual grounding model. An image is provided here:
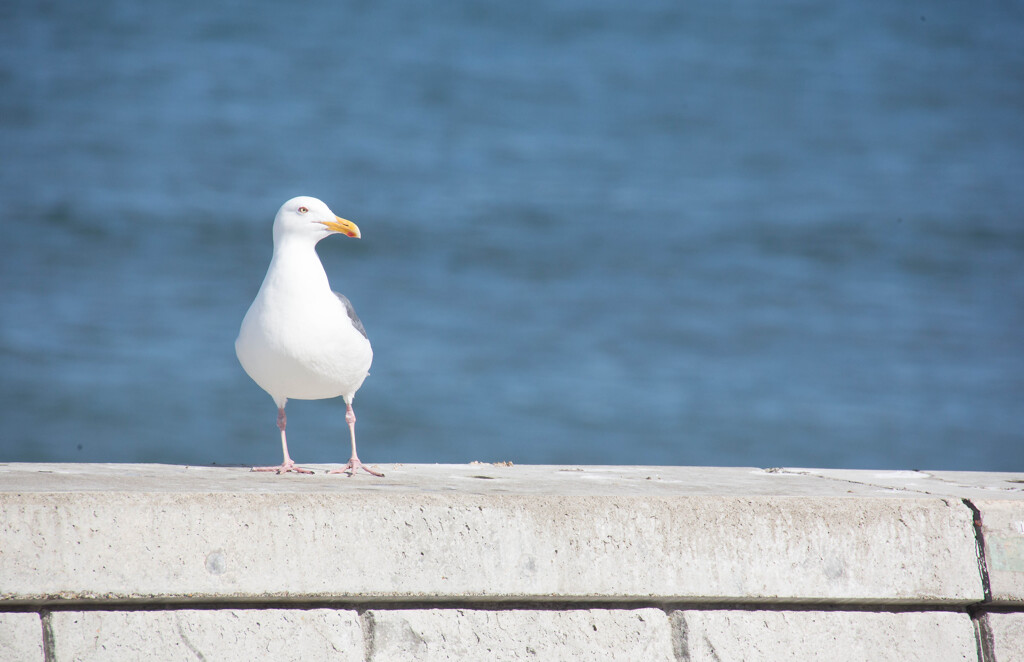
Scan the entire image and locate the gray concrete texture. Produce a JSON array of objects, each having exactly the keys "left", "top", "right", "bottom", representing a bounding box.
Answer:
[
  {"left": 672, "top": 609, "right": 978, "bottom": 662},
  {"left": 47, "top": 609, "right": 363, "bottom": 662},
  {"left": 366, "top": 608, "right": 674, "bottom": 661},
  {"left": 980, "top": 612, "right": 1024, "bottom": 662},
  {"left": 975, "top": 500, "right": 1024, "bottom": 604},
  {"left": 0, "top": 613, "right": 43, "bottom": 662},
  {"left": 0, "top": 464, "right": 999, "bottom": 605}
]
